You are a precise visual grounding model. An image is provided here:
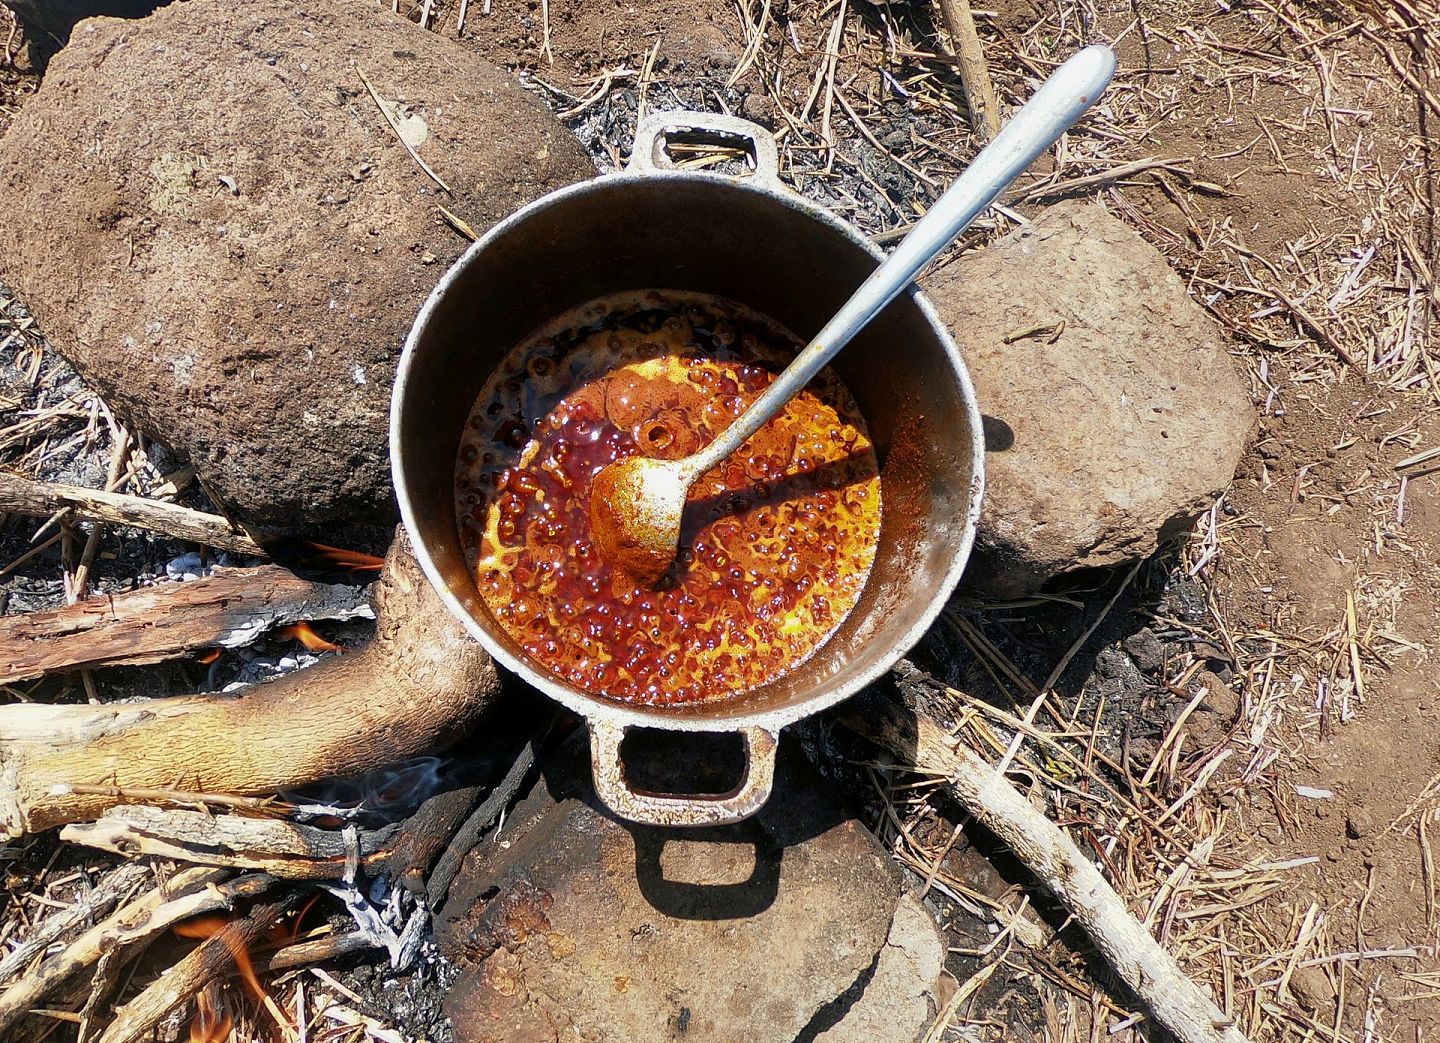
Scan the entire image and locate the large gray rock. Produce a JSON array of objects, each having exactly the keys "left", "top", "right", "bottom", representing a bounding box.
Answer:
[
  {"left": 0, "top": 0, "right": 596, "bottom": 533},
  {"left": 437, "top": 746, "right": 907, "bottom": 1043},
  {"left": 923, "top": 201, "right": 1253, "bottom": 596}
]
